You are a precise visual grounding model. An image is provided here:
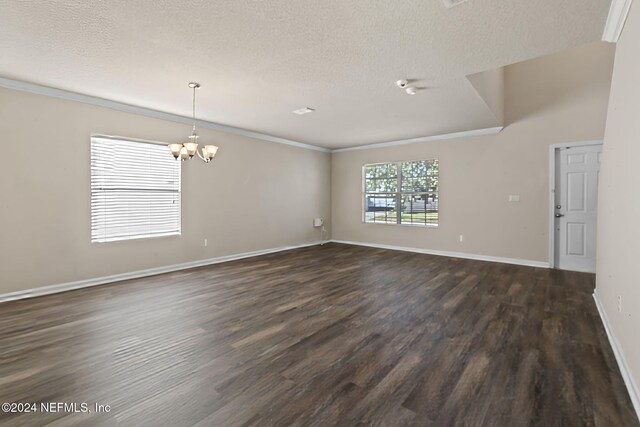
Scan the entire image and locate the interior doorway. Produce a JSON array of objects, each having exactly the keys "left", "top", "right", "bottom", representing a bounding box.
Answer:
[{"left": 550, "top": 141, "right": 602, "bottom": 273}]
